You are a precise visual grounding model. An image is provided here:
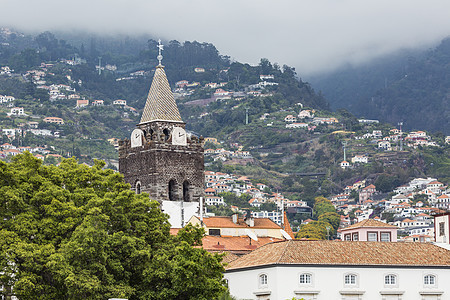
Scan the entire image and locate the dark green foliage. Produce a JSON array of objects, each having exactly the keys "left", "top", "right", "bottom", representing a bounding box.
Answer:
[
  {"left": 296, "top": 220, "right": 332, "bottom": 240},
  {"left": 375, "top": 174, "right": 400, "bottom": 193},
  {"left": 296, "top": 196, "right": 337, "bottom": 240},
  {"left": 0, "top": 153, "right": 226, "bottom": 300},
  {"left": 219, "top": 192, "right": 252, "bottom": 208},
  {"left": 318, "top": 212, "right": 340, "bottom": 232},
  {"left": 311, "top": 39, "right": 450, "bottom": 134},
  {"left": 313, "top": 196, "right": 336, "bottom": 218},
  {"left": 207, "top": 205, "right": 235, "bottom": 217}
]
